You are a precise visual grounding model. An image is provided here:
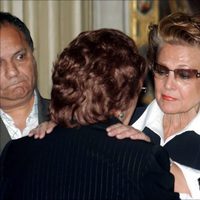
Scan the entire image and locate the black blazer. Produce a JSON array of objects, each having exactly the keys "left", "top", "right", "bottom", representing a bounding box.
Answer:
[
  {"left": 0, "top": 118, "right": 179, "bottom": 200},
  {"left": 0, "top": 90, "right": 50, "bottom": 153}
]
